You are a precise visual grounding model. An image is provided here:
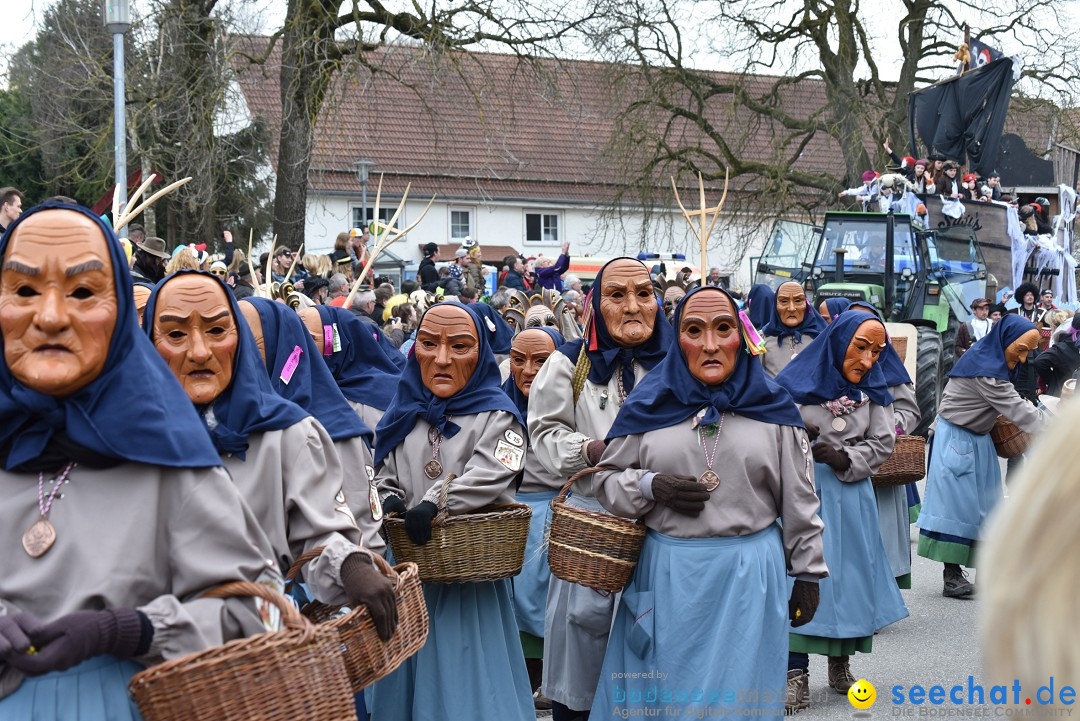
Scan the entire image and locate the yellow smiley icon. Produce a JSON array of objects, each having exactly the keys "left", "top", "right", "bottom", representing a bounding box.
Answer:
[{"left": 848, "top": 679, "right": 876, "bottom": 709}]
